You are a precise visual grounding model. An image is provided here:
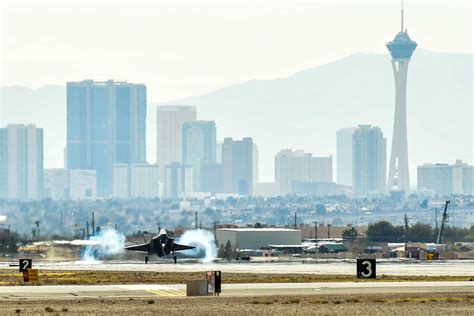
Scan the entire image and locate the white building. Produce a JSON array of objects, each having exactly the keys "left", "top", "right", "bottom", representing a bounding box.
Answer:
[
  {"left": 131, "top": 164, "right": 161, "bottom": 198},
  {"left": 336, "top": 127, "right": 356, "bottom": 186},
  {"left": 0, "top": 124, "right": 43, "bottom": 200},
  {"left": 275, "top": 149, "right": 332, "bottom": 196},
  {"left": 112, "top": 164, "right": 130, "bottom": 198},
  {"left": 113, "top": 164, "right": 162, "bottom": 198},
  {"left": 417, "top": 160, "right": 473, "bottom": 196},
  {"left": 216, "top": 228, "right": 302, "bottom": 249},
  {"left": 44, "top": 169, "right": 68, "bottom": 200},
  {"left": 165, "top": 162, "right": 193, "bottom": 198},
  {"left": 255, "top": 182, "right": 277, "bottom": 197},
  {"left": 156, "top": 105, "right": 196, "bottom": 170},
  {"left": 44, "top": 169, "right": 96, "bottom": 200},
  {"left": 352, "top": 125, "right": 386, "bottom": 196}
]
